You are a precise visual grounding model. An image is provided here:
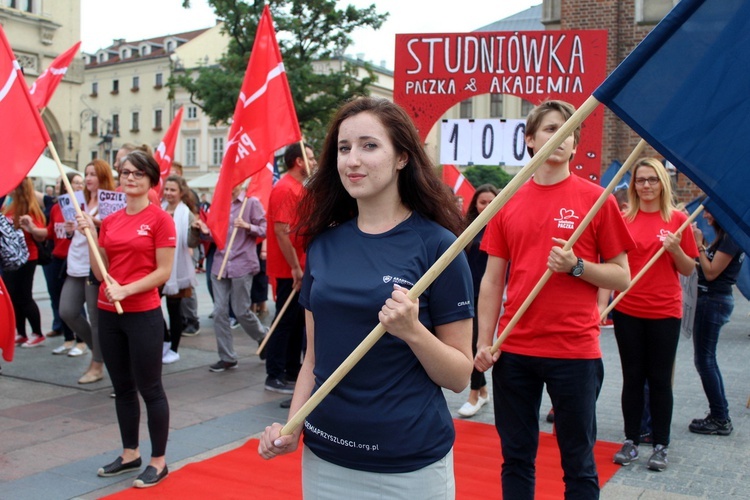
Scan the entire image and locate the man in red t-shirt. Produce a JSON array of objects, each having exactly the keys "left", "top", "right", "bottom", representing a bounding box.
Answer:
[
  {"left": 474, "top": 101, "right": 635, "bottom": 498},
  {"left": 263, "top": 142, "right": 316, "bottom": 395}
]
